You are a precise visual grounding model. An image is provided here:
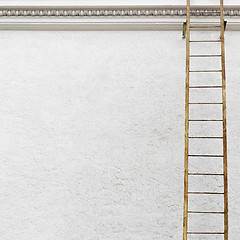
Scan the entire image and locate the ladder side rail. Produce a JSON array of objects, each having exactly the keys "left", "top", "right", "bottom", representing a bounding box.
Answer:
[
  {"left": 183, "top": 0, "right": 190, "bottom": 239},
  {"left": 220, "top": 0, "right": 228, "bottom": 239}
]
